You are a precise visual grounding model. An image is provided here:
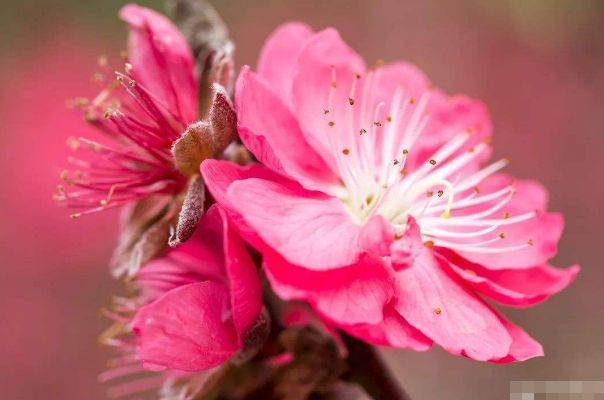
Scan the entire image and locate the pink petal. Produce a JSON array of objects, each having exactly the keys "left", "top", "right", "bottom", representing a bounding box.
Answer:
[
  {"left": 236, "top": 67, "right": 340, "bottom": 192},
  {"left": 227, "top": 177, "right": 378, "bottom": 270},
  {"left": 257, "top": 22, "right": 314, "bottom": 106},
  {"left": 119, "top": 4, "right": 197, "bottom": 123},
  {"left": 394, "top": 249, "right": 512, "bottom": 361},
  {"left": 491, "top": 317, "right": 544, "bottom": 363},
  {"left": 200, "top": 159, "right": 283, "bottom": 209},
  {"left": 217, "top": 206, "right": 263, "bottom": 341},
  {"left": 390, "top": 216, "right": 423, "bottom": 271},
  {"left": 342, "top": 307, "right": 432, "bottom": 351},
  {"left": 406, "top": 93, "right": 492, "bottom": 172},
  {"left": 200, "top": 159, "right": 295, "bottom": 248},
  {"left": 292, "top": 28, "right": 366, "bottom": 167},
  {"left": 132, "top": 282, "right": 239, "bottom": 372},
  {"left": 458, "top": 176, "right": 564, "bottom": 269},
  {"left": 442, "top": 249, "right": 580, "bottom": 307},
  {"left": 264, "top": 251, "right": 394, "bottom": 325}
]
